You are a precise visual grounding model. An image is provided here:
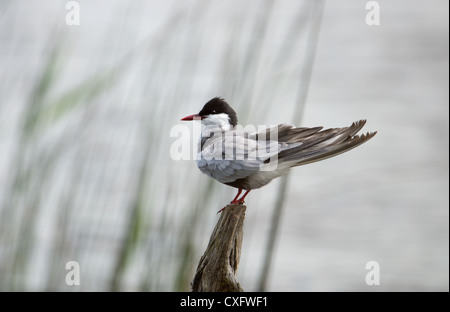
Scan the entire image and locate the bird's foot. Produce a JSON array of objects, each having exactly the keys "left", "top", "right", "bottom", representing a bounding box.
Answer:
[{"left": 217, "top": 200, "right": 245, "bottom": 214}]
